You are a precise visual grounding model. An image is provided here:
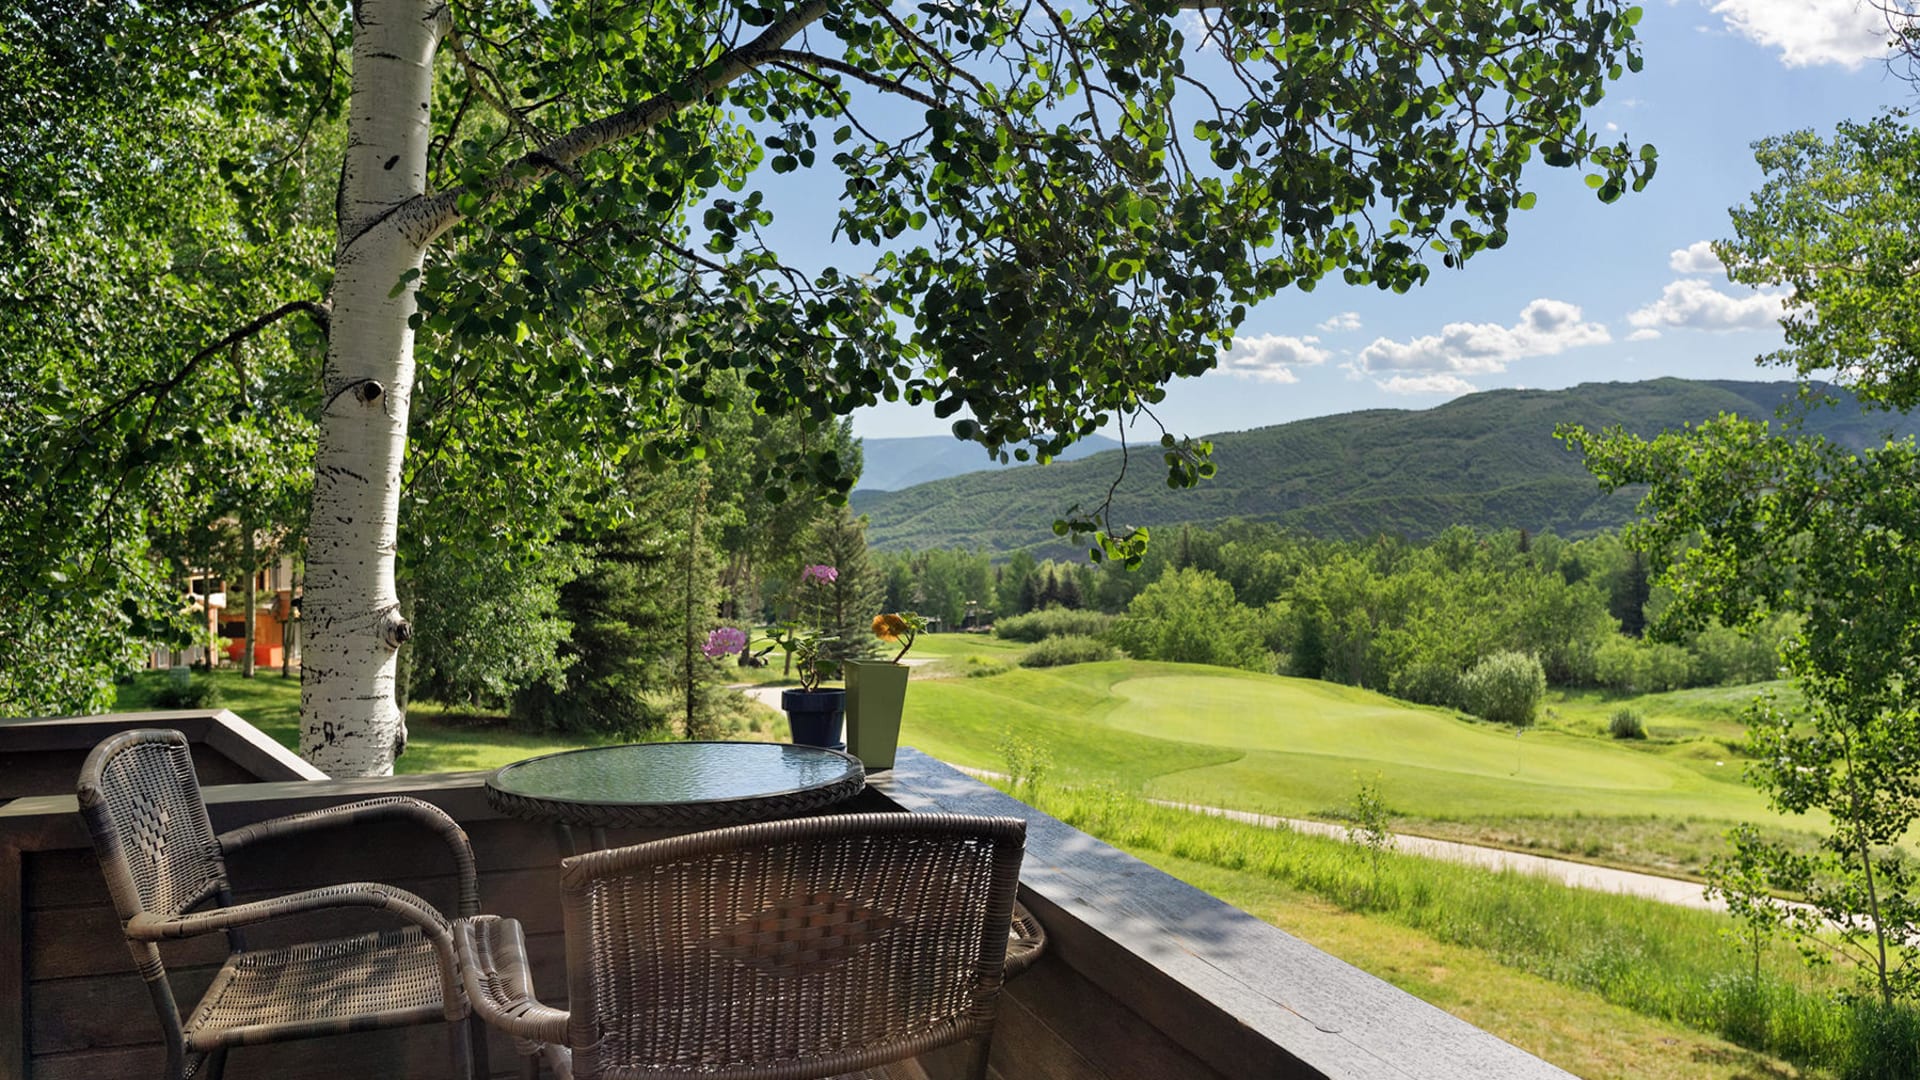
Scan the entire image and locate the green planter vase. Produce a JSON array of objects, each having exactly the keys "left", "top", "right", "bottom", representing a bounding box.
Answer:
[{"left": 844, "top": 659, "right": 910, "bottom": 770}]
